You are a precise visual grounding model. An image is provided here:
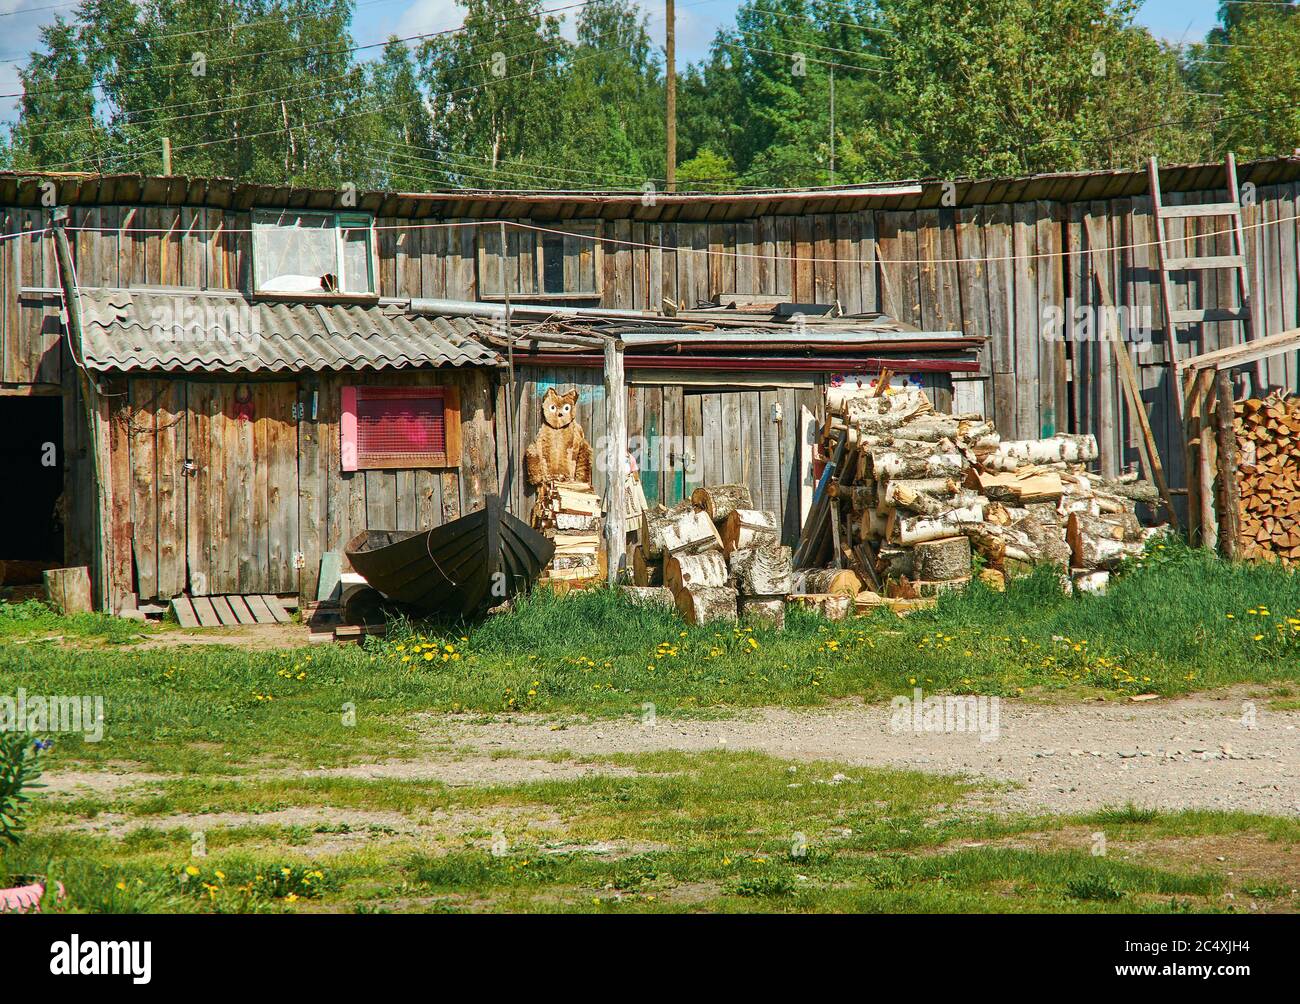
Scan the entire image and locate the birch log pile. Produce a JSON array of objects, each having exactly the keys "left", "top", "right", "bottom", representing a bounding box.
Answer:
[
  {"left": 721, "top": 508, "right": 781, "bottom": 556},
  {"left": 690, "top": 484, "right": 753, "bottom": 523},
  {"left": 795, "top": 382, "right": 1165, "bottom": 600}
]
